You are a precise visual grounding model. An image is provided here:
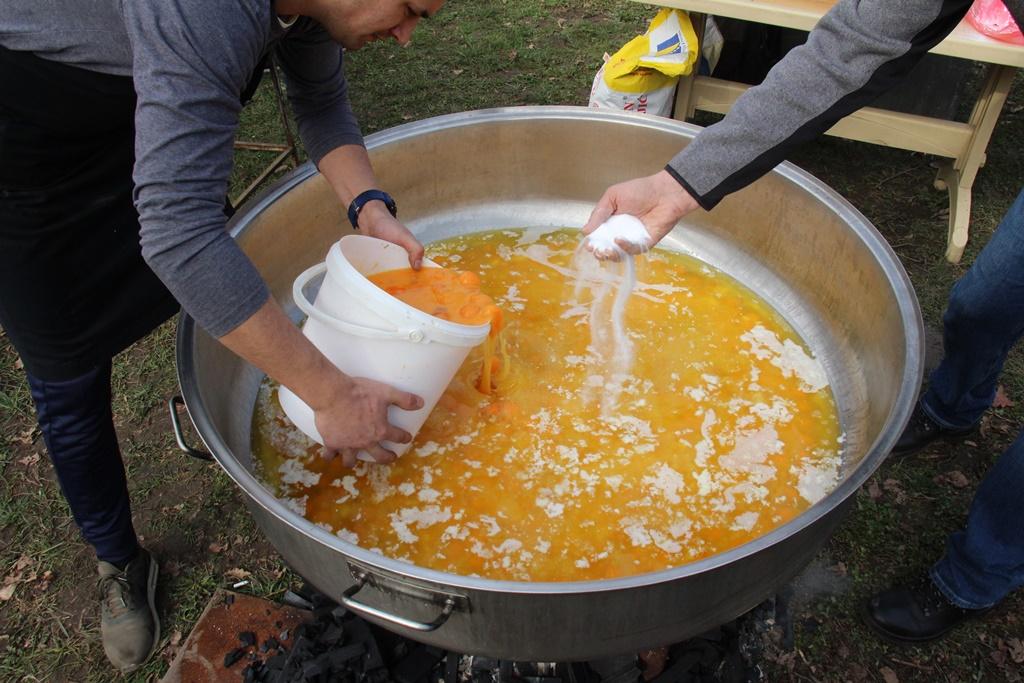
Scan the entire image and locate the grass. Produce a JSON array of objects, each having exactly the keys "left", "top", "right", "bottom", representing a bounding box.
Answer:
[{"left": 2, "top": 1, "right": 1024, "bottom": 680}]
